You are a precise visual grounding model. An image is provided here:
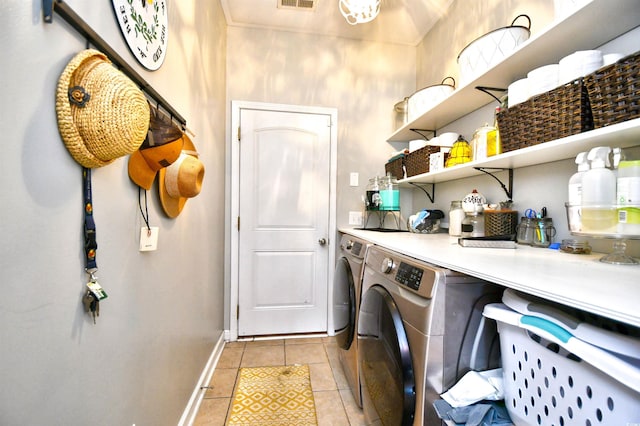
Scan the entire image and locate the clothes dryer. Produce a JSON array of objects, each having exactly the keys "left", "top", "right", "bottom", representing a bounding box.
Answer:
[
  {"left": 333, "top": 233, "right": 371, "bottom": 407},
  {"left": 357, "top": 245, "right": 502, "bottom": 425}
]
